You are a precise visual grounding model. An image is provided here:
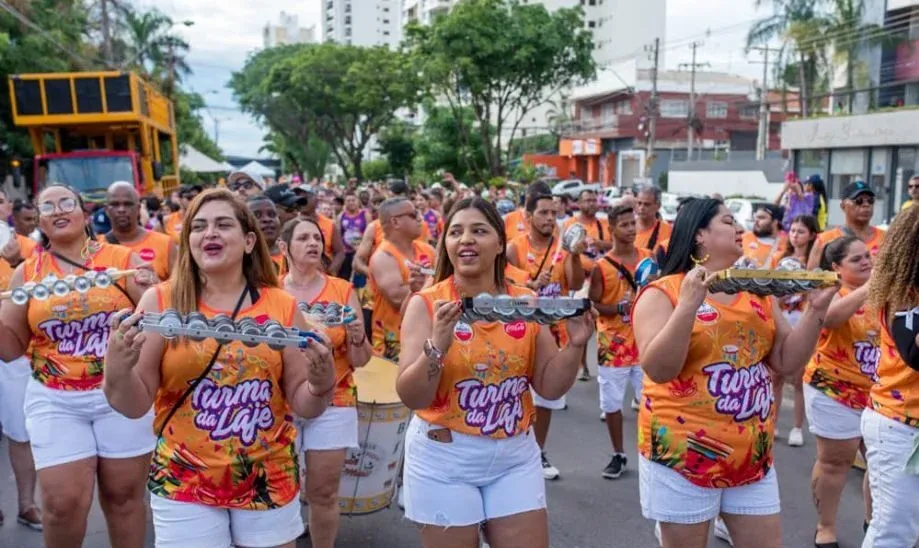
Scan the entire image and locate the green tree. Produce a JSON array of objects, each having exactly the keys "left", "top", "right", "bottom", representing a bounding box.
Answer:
[
  {"left": 413, "top": 102, "right": 489, "bottom": 183},
  {"left": 232, "top": 43, "right": 421, "bottom": 180},
  {"left": 361, "top": 158, "right": 392, "bottom": 182},
  {"left": 116, "top": 6, "right": 191, "bottom": 96},
  {"left": 174, "top": 90, "right": 222, "bottom": 160},
  {"left": 377, "top": 121, "right": 416, "bottom": 177},
  {"left": 405, "top": 0, "right": 595, "bottom": 178}
]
